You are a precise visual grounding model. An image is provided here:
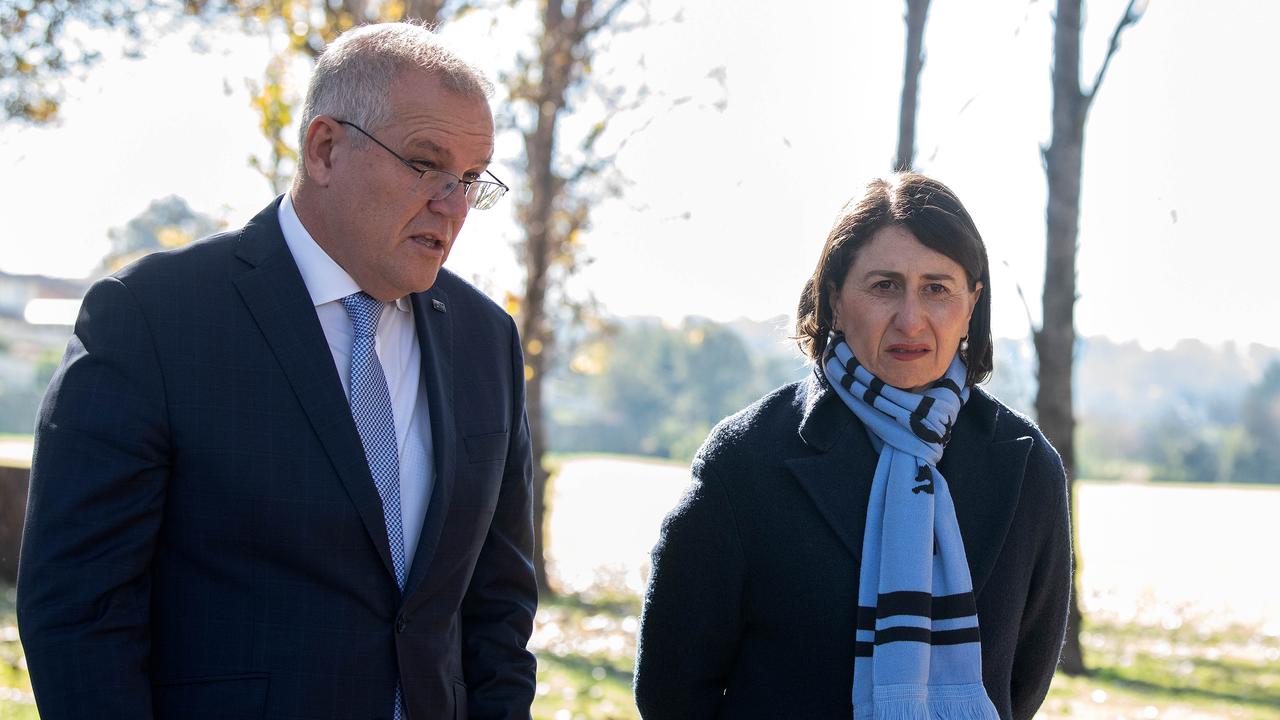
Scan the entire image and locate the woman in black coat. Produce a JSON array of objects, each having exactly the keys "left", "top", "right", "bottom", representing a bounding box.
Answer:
[{"left": 634, "top": 173, "right": 1071, "bottom": 720}]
